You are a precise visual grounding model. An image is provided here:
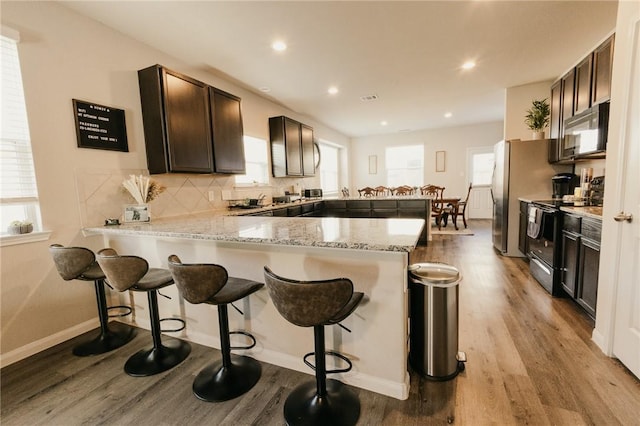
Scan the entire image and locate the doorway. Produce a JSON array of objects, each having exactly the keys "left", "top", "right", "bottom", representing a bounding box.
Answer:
[{"left": 466, "top": 146, "right": 494, "bottom": 219}]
